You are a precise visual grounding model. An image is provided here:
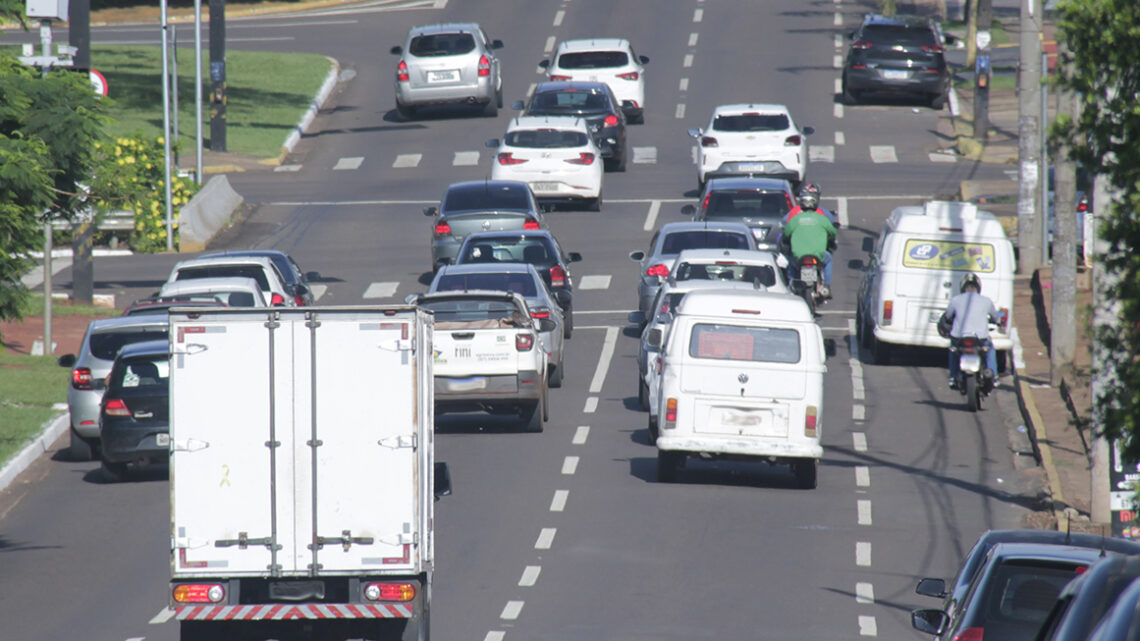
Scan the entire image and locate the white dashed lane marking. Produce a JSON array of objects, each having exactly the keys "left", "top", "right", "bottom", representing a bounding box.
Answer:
[
  {"left": 334, "top": 156, "right": 364, "bottom": 171},
  {"left": 453, "top": 151, "right": 480, "bottom": 166},
  {"left": 562, "top": 456, "right": 580, "bottom": 475},
  {"left": 362, "top": 282, "right": 399, "bottom": 299},
  {"left": 834, "top": 33, "right": 844, "bottom": 49},
  {"left": 550, "top": 489, "right": 569, "bottom": 511},
  {"left": 675, "top": 103, "right": 686, "bottom": 119},
  {"left": 519, "top": 566, "right": 541, "bottom": 587},
  {"left": 632, "top": 147, "right": 658, "bottom": 164},
  {"left": 835, "top": 131, "right": 845, "bottom": 146},
  {"left": 856, "top": 582, "right": 875, "bottom": 604},
  {"left": 810, "top": 145, "right": 835, "bottom": 163},
  {"left": 834, "top": 11, "right": 843, "bottom": 26},
  {"left": 693, "top": 7, "right": 703, "bottom": 22},
  {"left": 275, "top": 164, "right": 302, "bottom": 172},
  {"left": 859, "top": 615, "right": 878, "bottom": 636},
  {"left": 857, "top": 499, "right": 872, "bottom": 525},
  {"left": 643, "top": 199, "right": 661, "bottom": 231},
  {"left": 535, "top": 528, "right": 557, "bottom": 550},
  {"left": 929, "top": 152, "right": 958, "bottom": 163},
  {"left": 836, "top": 196, "right": 849, "bottom": 228},
  {"left": 688, "top": 32, "right": 699, "bottom": 47},
  {"left": 583, "top": 397, "right": 598, "bottom": 413},
  {"left": 544, "top": 35, "right": 556, "bottom": 54},
  {"left": 834, "top": 103, "right": 844, "bottom": 119},
  {"left": 552, "top": 9, "right": 564, "bottom": 26},
  {"left": 484, "top": 633, "right": 505, "bottom": 641},
  {"left": 501, "top": 601, "right": 524, "bottom": 620},
  {"left": 679, "top": 77, "right": 689, "bottom": 92},
  {"left": 869, "top": 146, "right": 898, "bottom": 163},
  {"left": 572, "top": 425, "right": 590, "bottom": 444},
  {"left": 855, "top": 466, "right": 870, "bottom": 487},
  {"left": 589, "top": 327, "right": 619, "bottom": 393},
  {"left": 578, "top": 274, "right": 612, "bottom": 290},
  {"left": 833, "top": 54, "right": 843, "bottom": 69},
  {"left": 856, "top": 541, "right": 872, "bottom": 566},
  {"left": 853, "top": 404, "right": 865, "bottom": 420},
  {"left": 393, "top": 153, "right": 422, "bottom": 168},
  {"left": 853, "top": 432, "right": 868, "bottom": 452},
  {"left": 683, "top": 53, "right": 694, "bottom": 68}
]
